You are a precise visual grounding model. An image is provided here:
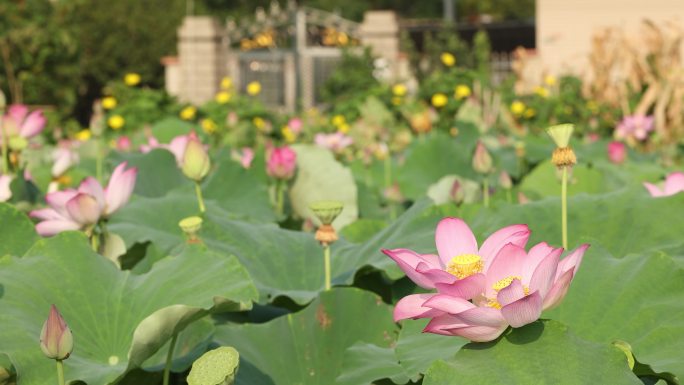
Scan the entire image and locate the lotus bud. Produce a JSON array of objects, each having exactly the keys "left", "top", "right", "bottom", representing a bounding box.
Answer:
[
  {"left": 182, "top": 135, "right": 211, "bottom": 182},
  {"left": 40, "top": 305, "right": 73, "bottom": 360},
  {"left": 449, "top": 179, "right": 464, "bottom": 205},
  {"left": 179, "top": 216, "right": 203, "bottom": 243},
  {"left": 472, "top": 141, "right": 493, "bottom": 174},
  {"left": 499, "top": 171, "right": 512, "bottom": 190},
  {"left": 547, "top": 124, "right": 577, "bottom": 168},
  {"left": 607, "top": 141, "right": 626, "bottom": 164},
  {"left": 266, "top": 146, "right": 297, "bottom": 180}
]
